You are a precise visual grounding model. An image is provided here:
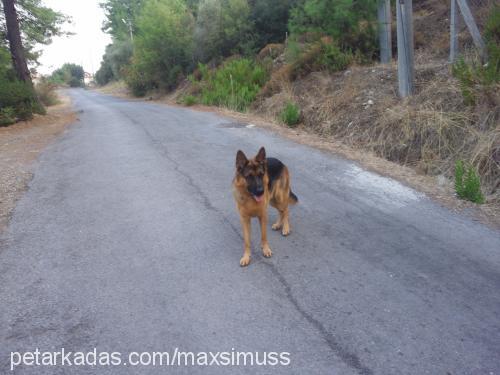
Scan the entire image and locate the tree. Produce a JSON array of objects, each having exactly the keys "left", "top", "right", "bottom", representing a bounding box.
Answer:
[
  {"left": 128, "top": 0, "right": 194, "bottom": 91},
  {"left": 95, "top": 39, "right": 133, "bottom": 85},
  {"left": 50, "top": 63, "right": 85, "bottom": 87},
  {"left": 248, "top": 0, "right": 297, "bottom": 48},
  {"left": 194, "top": 0, "right": 253, "bottom": 62},
  {"left": 1, "top": 0, "right": 67, "bottom": 65},
  {"left": 1, "top": 0, "right": 31, "bottom": 82},
  {"left": 100, "top": 0, "right": 143, "bottom": 41}
]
